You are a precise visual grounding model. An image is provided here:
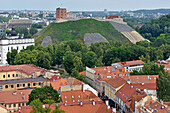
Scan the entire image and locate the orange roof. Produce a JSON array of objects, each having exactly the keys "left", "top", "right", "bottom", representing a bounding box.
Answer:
[
  {"left": 130, "top": 75, "right": 159, "bottom": 84},
  {"left": 130, "top": 83, "right": 157, "bottom": 90},
  {"left": 0, "top": 89, "right": 32, "bottom": 104},
  {"left": 50, "top": 78, "right": 83, "bottom": 90},
  {"left": 61, "top": 90, "right": 100, "bottom": 103},
  {"left": 118, "top": 60, "right": 144, "bottom": 66},
  {"left": 115, "top": 83, "right": 136, "bottom": 102},
  {"left": 80, "top": 71, "right": 86, "bottom": 76},
  {"left": 15, "top": 101, "right": 112, "bottom": 113},
  {"left": 0, "top": 64, "right": 46, "bottom": 75},
  {"left": 83, "top": 66, "right": 130, "bottom": 81},
  {"left": 137, "top": 99, "right": 168, "bottom": 113},
  {"left": 104, "top": 77, "right": 126, "bottom": 88}
]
